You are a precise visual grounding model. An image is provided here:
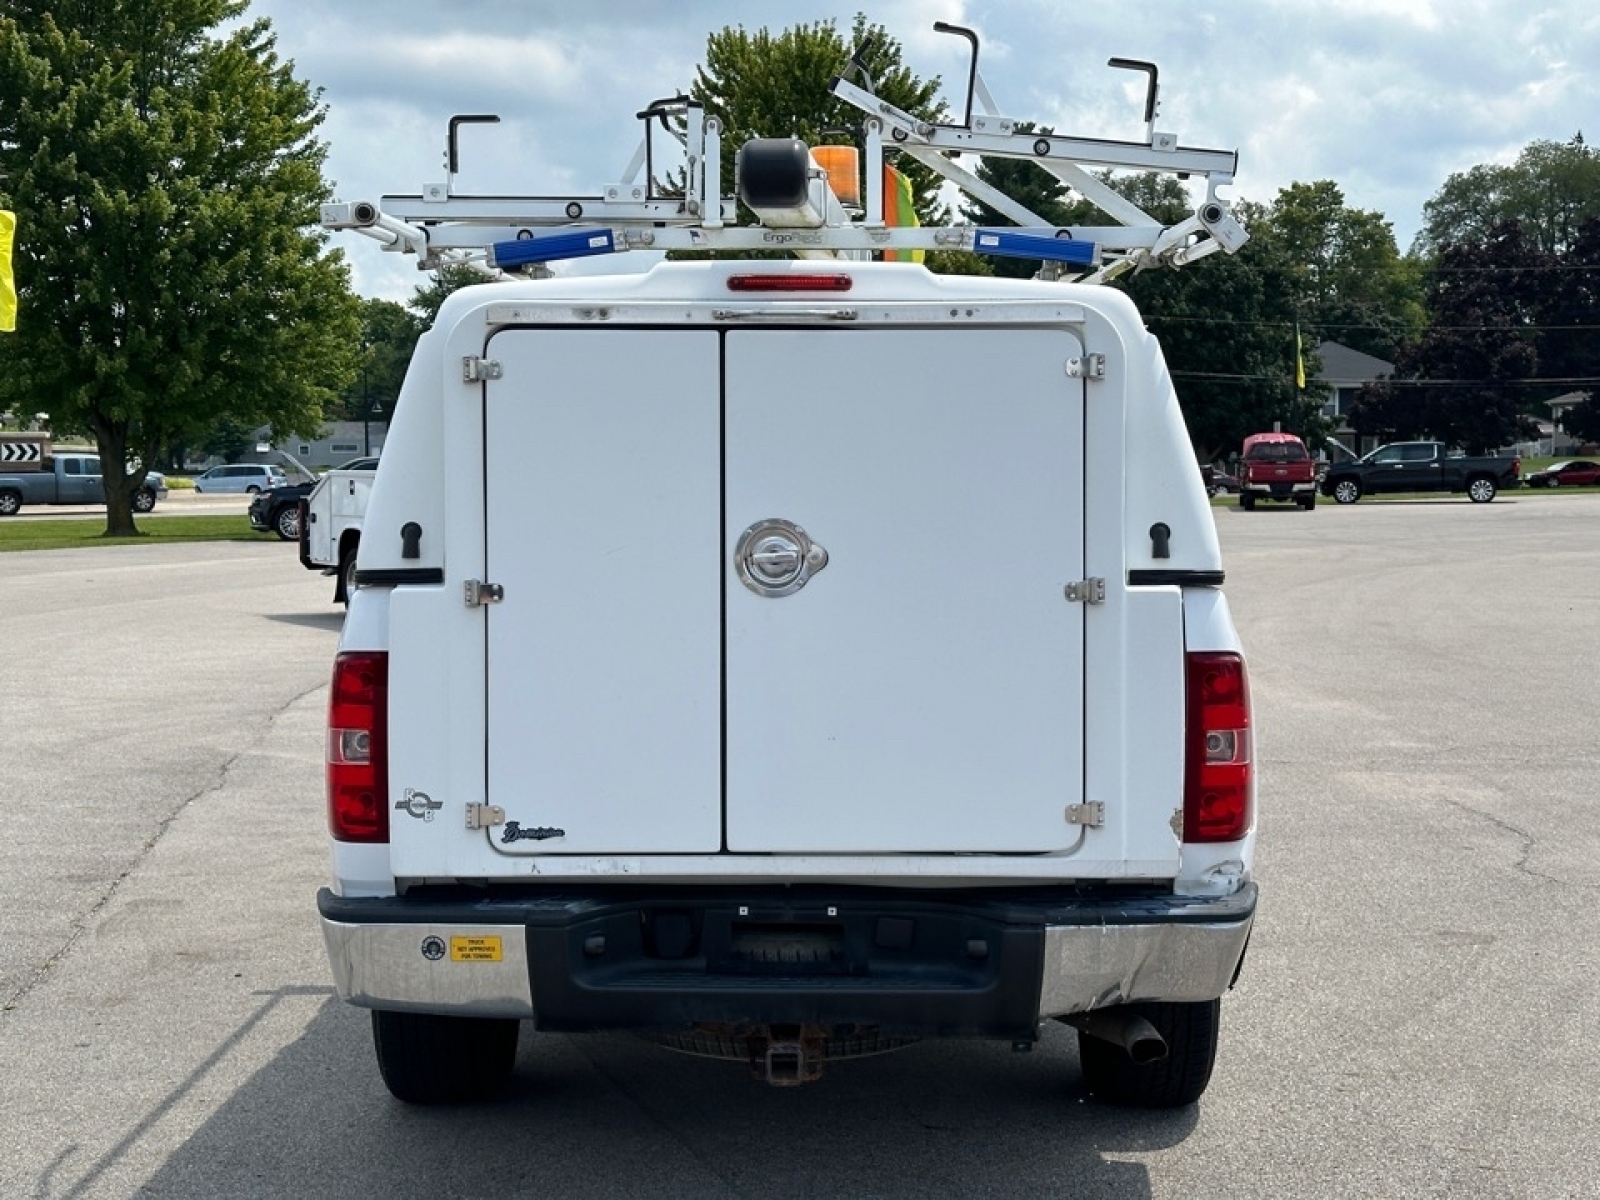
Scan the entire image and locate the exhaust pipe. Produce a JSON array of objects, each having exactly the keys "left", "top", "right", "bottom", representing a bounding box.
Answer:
[{"left": 1065, "top": 1010, "right": 1168, "bottom": 1064}]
